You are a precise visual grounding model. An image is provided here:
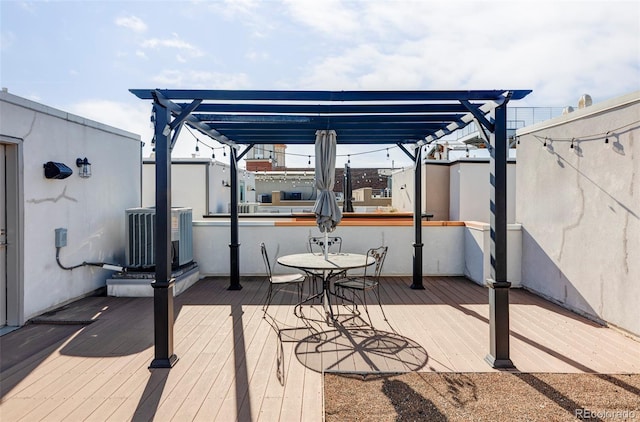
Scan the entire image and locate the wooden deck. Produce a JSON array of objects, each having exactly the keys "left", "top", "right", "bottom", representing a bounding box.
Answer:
[{"left": 1, "top": 276, "right": 639, "bottom": 421}]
